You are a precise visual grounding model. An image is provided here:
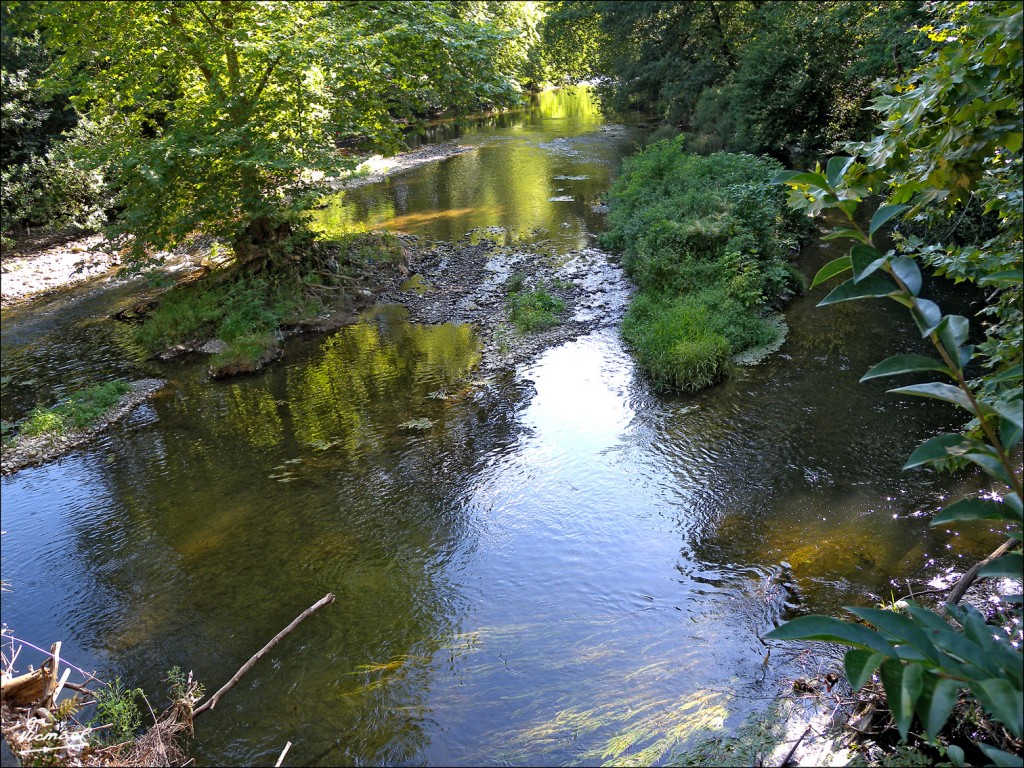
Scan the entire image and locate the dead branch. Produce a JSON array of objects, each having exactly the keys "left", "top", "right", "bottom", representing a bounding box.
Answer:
[
  {"left": 193, "top": 593, "right": 335, "bottom": 717},
  {"left": 941, "top": 538, "right": 1018, "bottom": 615}
]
